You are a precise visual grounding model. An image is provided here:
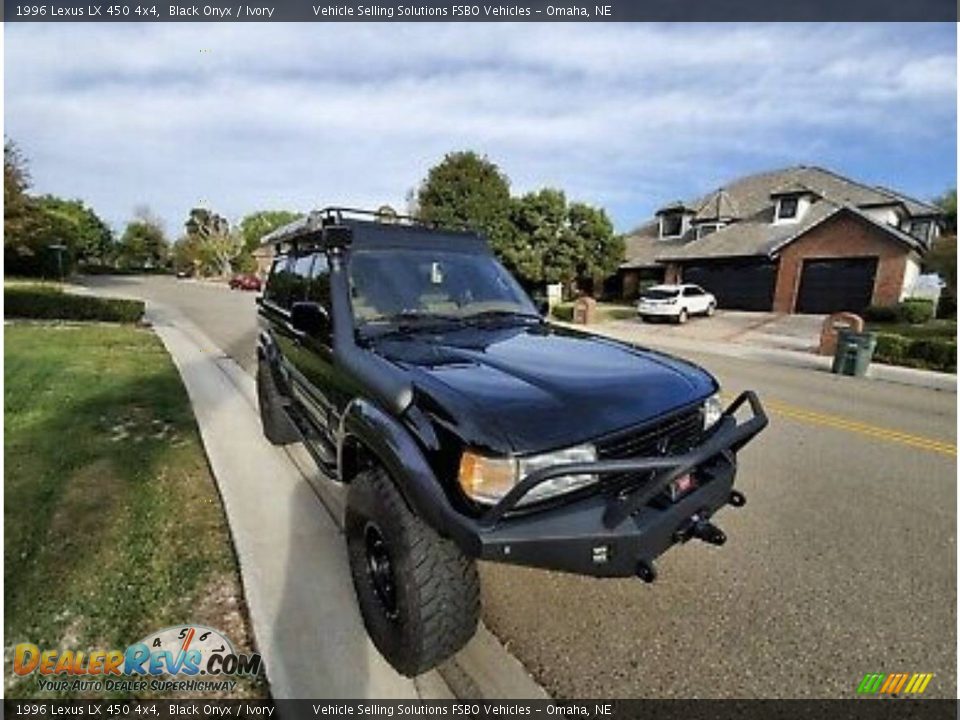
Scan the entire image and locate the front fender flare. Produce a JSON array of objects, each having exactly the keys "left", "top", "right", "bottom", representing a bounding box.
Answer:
[{"left": 338, "top": 398, "right": 479, "bottom": 555}]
